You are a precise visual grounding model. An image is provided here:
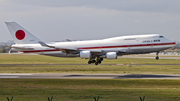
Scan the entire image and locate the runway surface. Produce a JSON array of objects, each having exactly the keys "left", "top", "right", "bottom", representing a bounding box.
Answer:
[
  {"left": 1, "top": 73, "right": 180, "bottom": 79},
  {"left": 1, "top": 64, "right": 180, "bottom": 66}
]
